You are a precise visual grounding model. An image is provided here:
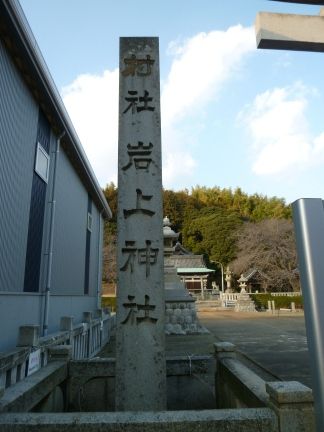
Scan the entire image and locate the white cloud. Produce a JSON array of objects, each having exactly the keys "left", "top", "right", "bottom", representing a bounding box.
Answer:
[
  {"left": 162, "top": 25, "right": 255, "bottom": 127},
  {"left": 161, "top": 25, "right": 255, "bottom": 187},
  {"left": 61, "top": 69, "right": 119, "bottom": 188},
  {"left": 61, "top": 25, "right": 255, "bottom": 189},
  {"left": 239, "top": 83, "right": 324, "bottom": 176}
]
